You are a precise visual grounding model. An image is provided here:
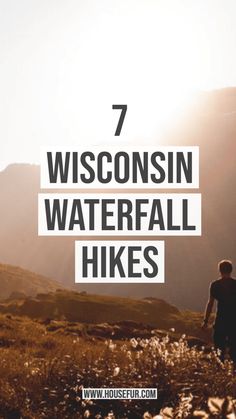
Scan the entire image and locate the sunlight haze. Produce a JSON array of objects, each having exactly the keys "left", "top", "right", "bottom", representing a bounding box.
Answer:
[{"left": 1, "top": 0, "right": 236, "bottom": 169}]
